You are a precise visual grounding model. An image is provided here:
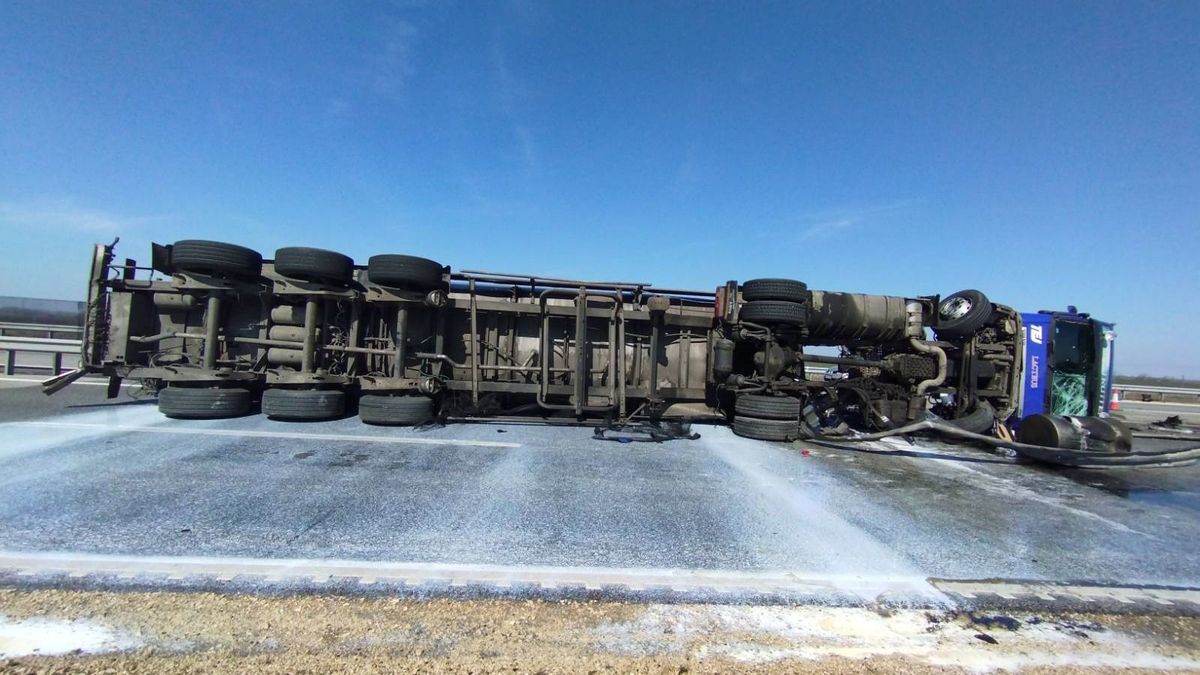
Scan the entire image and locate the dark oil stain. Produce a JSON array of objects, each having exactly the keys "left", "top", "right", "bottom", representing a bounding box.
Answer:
[{"left": 293, "top": 451, "right": 315, "bottom": 460}]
